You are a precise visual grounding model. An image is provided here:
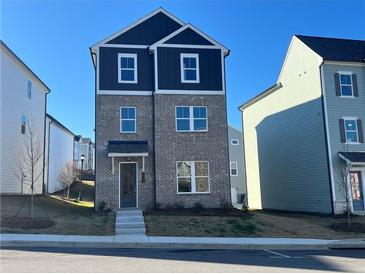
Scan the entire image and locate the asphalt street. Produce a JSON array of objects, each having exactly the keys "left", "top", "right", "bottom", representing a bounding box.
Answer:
[{"left": 1, "top": 247, "right": 364, "bottom": 272}]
